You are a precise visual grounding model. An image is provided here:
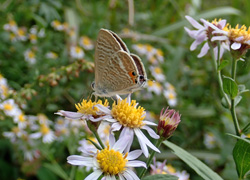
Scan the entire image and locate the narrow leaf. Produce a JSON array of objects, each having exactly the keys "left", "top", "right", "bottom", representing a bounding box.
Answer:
[
  {"left": 233, "top": 139, "right": 250, "bottom": 178},
  {"left": 242, "top": 122, "right": 250, "bottom": 134},
  {"left": 43, "top": 163, "right": 69, "bottom": 180},
  {"left": 163, "top": 140, "right": 223, "bottom": 180},
  {"left": 223, "top": 76, "right": 238, "bottom": 99},
  {"left": 218, "top": 60, "right": 229, "bottom": 71},
  {"left": 142, "top": 174, "right": 178, "bottom": 180},
  {"left": 234, "top": 95, "right": 242, "bottom": 107}
]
